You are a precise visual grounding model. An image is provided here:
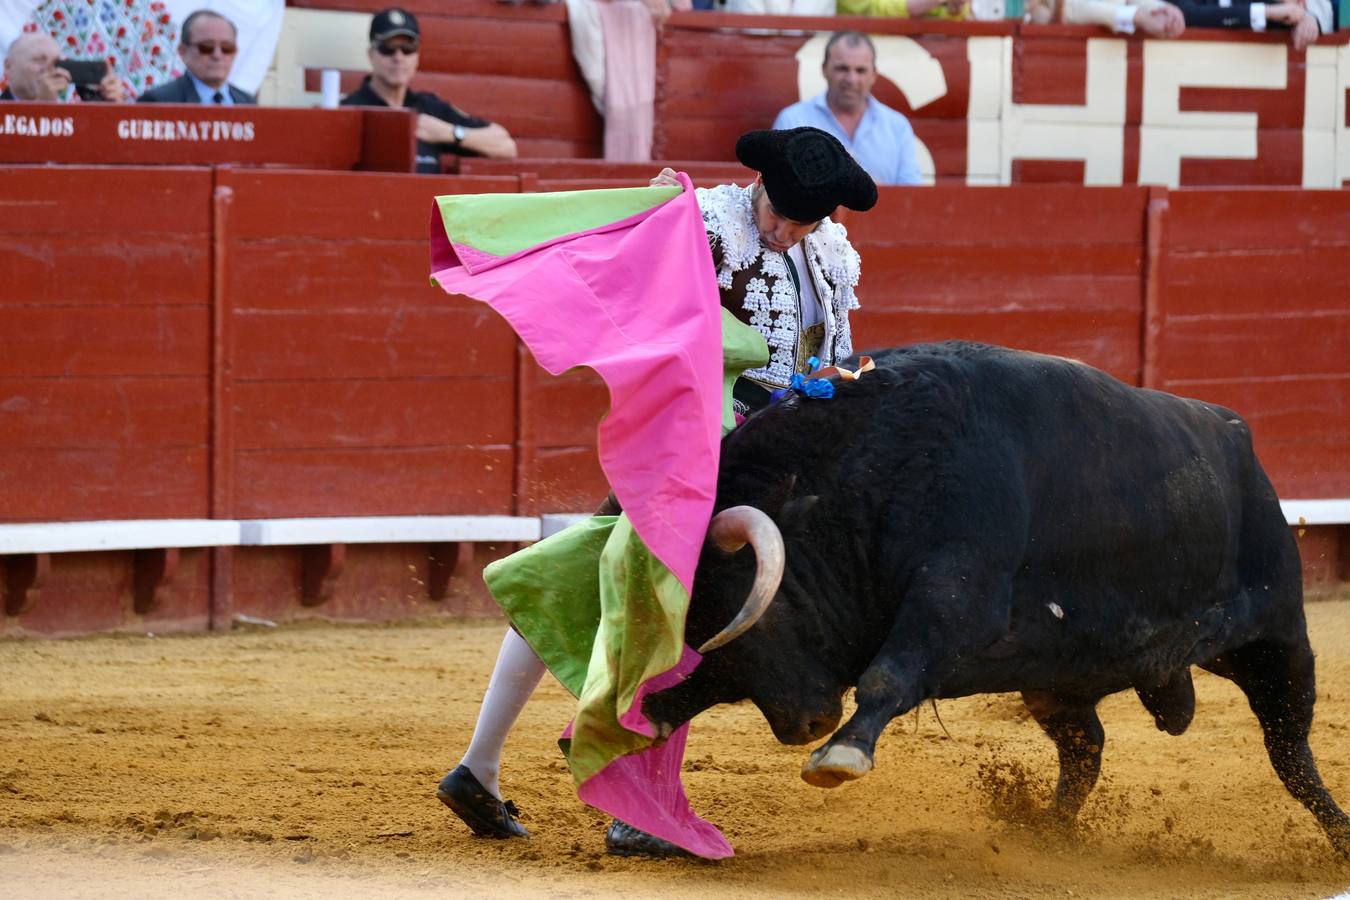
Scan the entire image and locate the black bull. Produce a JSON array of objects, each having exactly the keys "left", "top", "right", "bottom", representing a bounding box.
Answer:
[{"left": 643, "top": 341, "right": 1350, "bottom": 857}]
